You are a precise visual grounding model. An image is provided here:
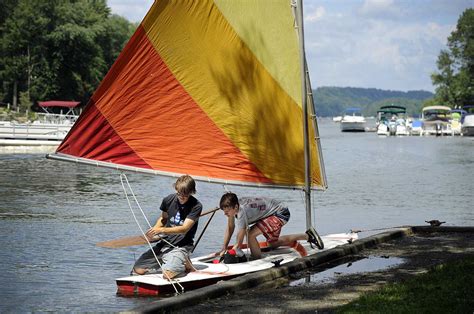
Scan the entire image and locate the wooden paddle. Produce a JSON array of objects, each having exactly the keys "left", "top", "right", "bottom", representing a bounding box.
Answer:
[
  {"left": 96, "top": 207, "right": 220, "bottom": 248},
  {"left": 96, "top": 234, "right": 160, "bottom": 248}
]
